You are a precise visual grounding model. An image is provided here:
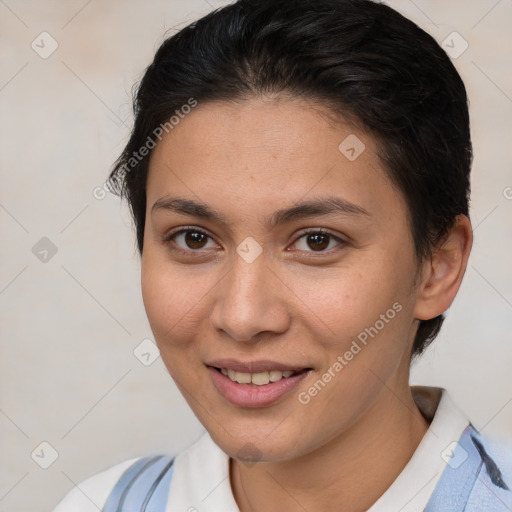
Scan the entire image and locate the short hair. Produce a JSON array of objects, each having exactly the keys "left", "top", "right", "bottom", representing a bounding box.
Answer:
[{"left": 107, "top": 0, "right": 472, "bottom": 359}]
